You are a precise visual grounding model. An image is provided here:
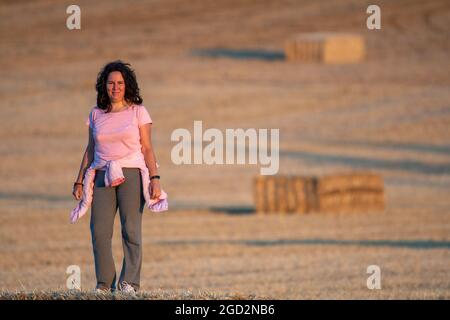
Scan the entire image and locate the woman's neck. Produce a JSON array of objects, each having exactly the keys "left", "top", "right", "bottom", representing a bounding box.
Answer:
[{"left": 110, "top": 100, "right": 128, "bottom": 112}]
